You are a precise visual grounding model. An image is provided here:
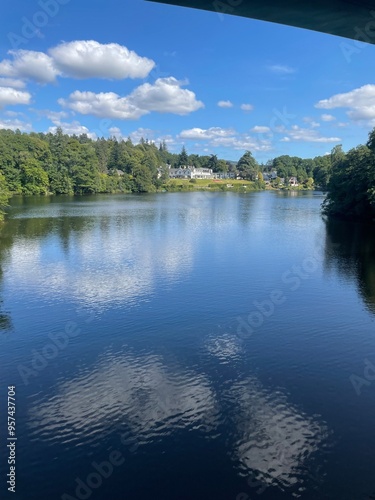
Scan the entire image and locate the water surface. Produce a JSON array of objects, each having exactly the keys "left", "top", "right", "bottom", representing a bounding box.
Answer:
[{"left": 1, "top": 191, "right": 375, "bottom": 500}]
